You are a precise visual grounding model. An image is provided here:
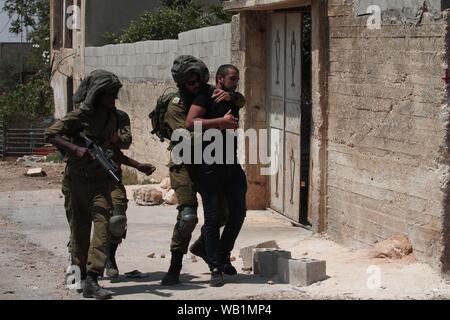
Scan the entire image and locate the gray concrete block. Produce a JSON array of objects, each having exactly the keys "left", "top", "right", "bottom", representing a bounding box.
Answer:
[
  {"left": 288, "top": 258, "right": 327, "bottom": 287},
  {"left": 277, "top": 257, "right": 290, "bottom": 283},
  {"left": 240, "top": 240, "right": 279, "bottom": 269},
  {"left": 253, "top": 248, "right": 291, "bottom": 277}
]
